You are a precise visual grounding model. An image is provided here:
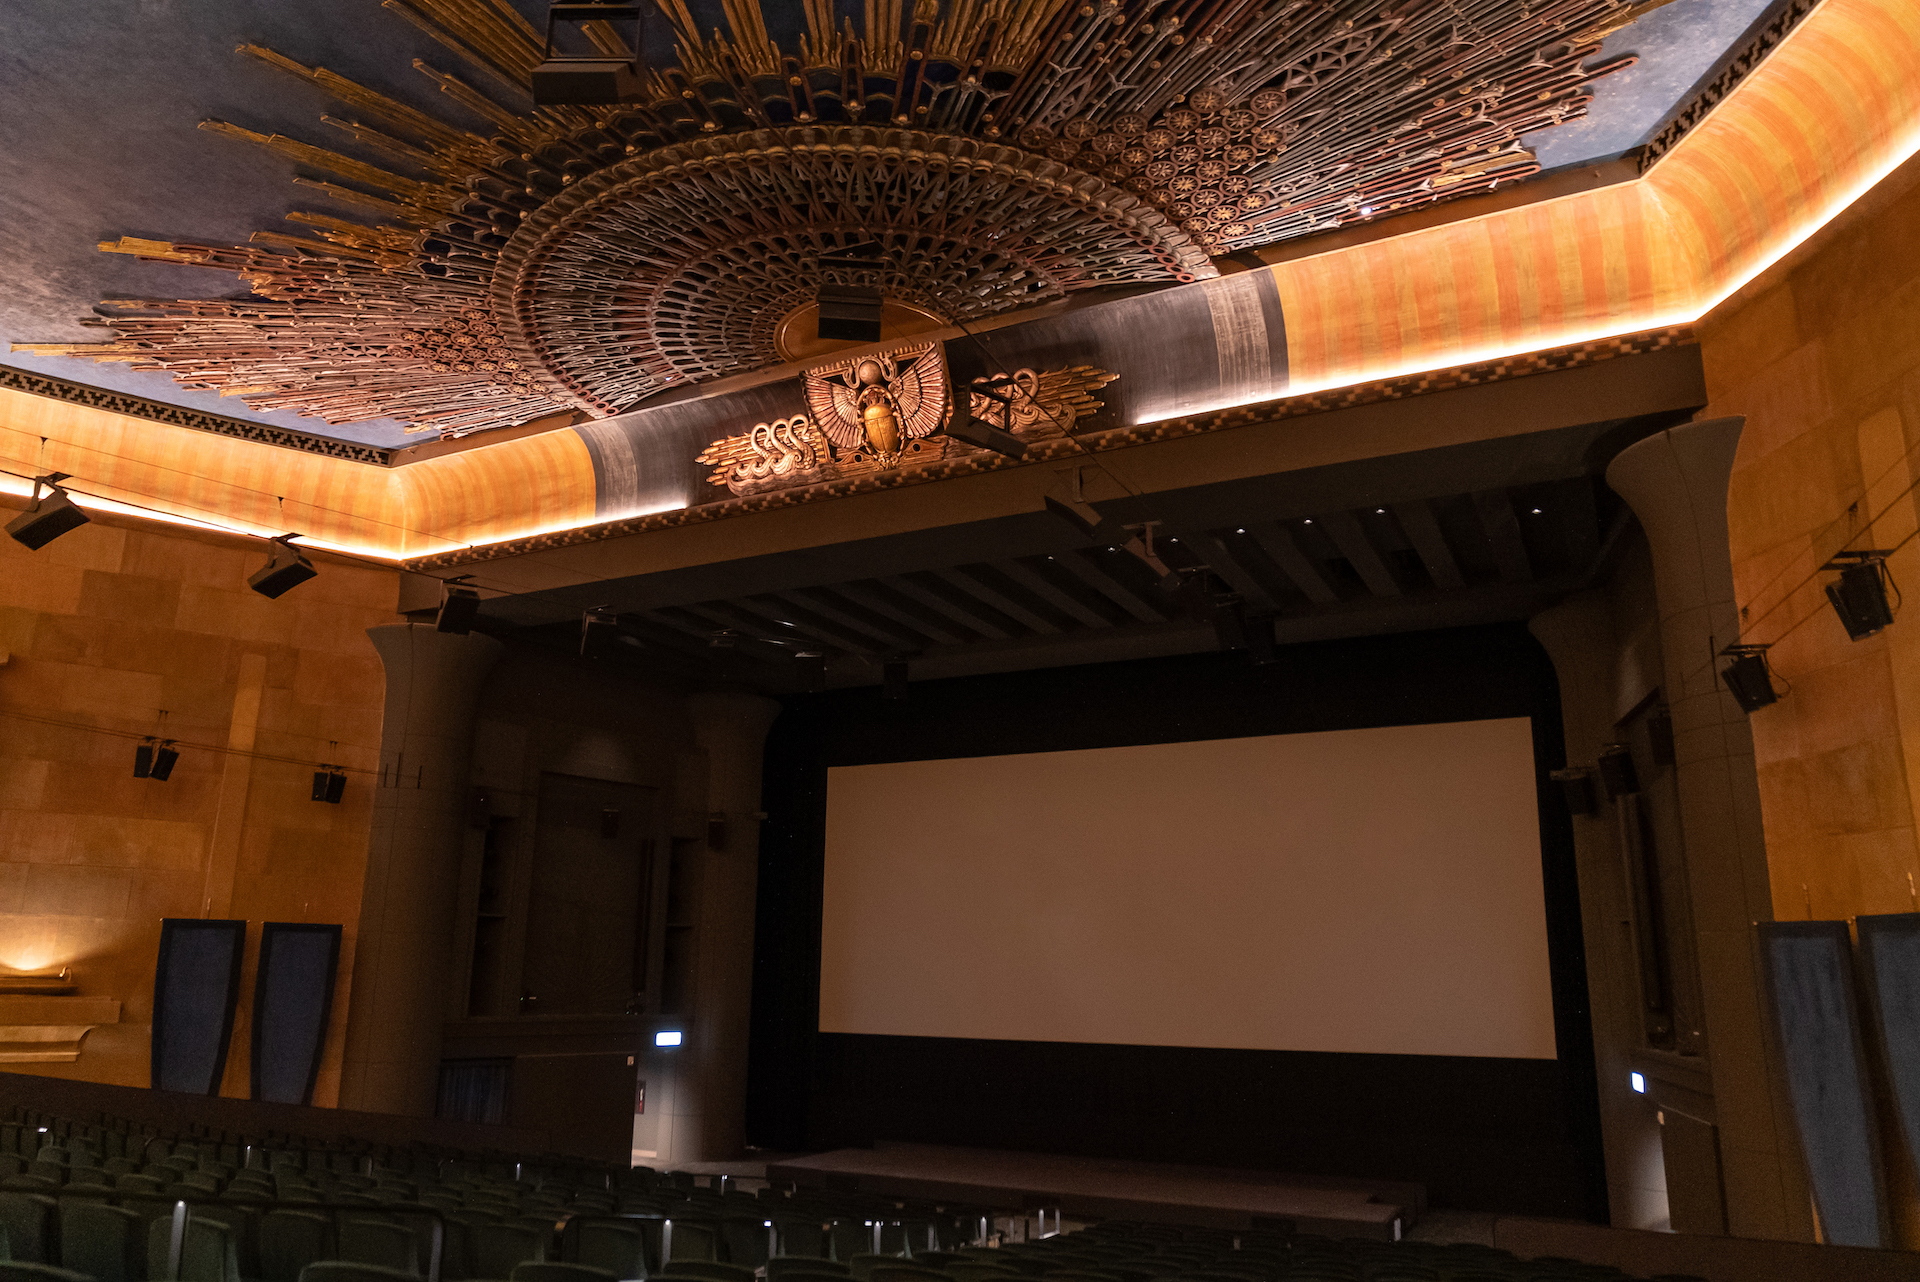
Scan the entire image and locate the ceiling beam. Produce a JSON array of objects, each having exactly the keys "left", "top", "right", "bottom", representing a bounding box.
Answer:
[
  {"left": 792, "top": 585, "right": 946, "bottom": 650},
  {"left": 1242, "top": 522, "right": 1339, "bottom": 604},
  {"left": 1166, "top": 527, "right": 1280, "bottom": 611},
  {"left": 994, "top": 558, "right": 1119, "bottom": 630},
  {"left": 1392, "top": 499, "right": 1465, "bottom": 590},
  {"left": 943, "top": 565, "right": 1069, "bottom": 636},
  {"left": 832, "top": 580, "right": 984, "bottom": 646},
  {"left": 1473, "top": 490, "right": 1533, "bottom": 583},
  {"left": 892, "top": 571, "right": 1029, "bottom": 640},
  {"left": 752, "top": 592, "right": 896, "bottom": 653},
  {"left": 1316, "top": 511, "right": 1401, "bottom": 597}
]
